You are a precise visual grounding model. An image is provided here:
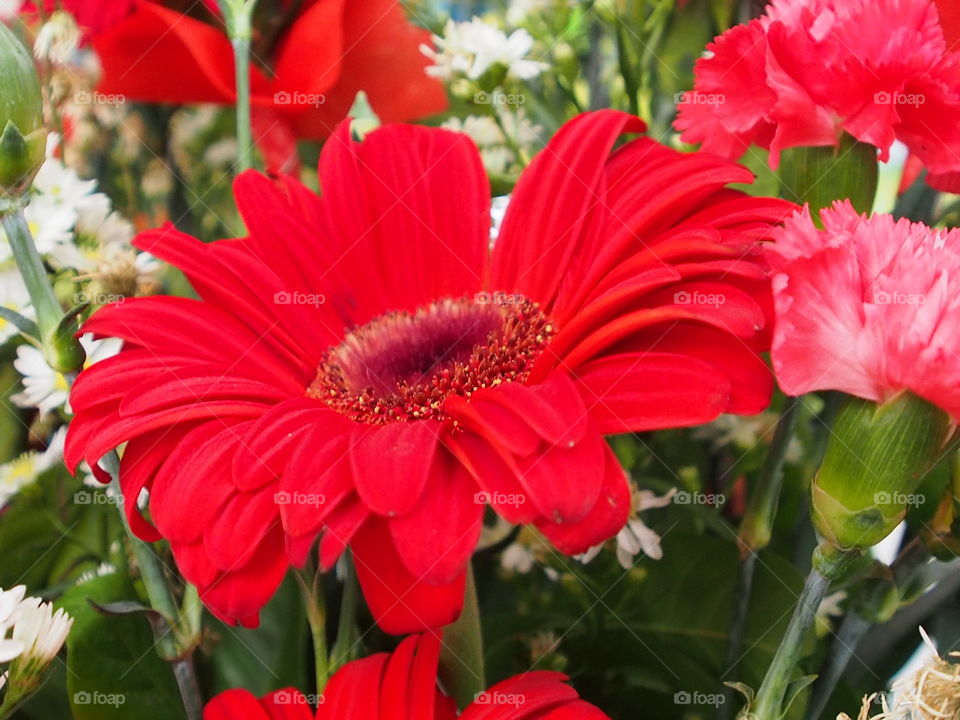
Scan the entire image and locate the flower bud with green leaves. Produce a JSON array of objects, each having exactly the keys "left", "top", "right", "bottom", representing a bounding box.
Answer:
[
  {"left": 812, "top": 393, "right": 954, "bottom": 551},
  {"left": 0, "top": 23, "right": 45, "bottom": 199}
]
